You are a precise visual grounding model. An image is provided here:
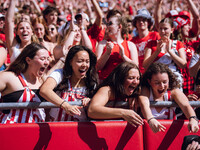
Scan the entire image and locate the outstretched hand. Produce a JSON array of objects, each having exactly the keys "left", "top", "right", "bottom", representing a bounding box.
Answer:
[
  {"left": 122, "top": 109, "right": 144, "bottom": 127},
  {"left": 148, "top": 118, "right": 166, "bottom": 133},
  {"left": 62, "top": 102, "right": 82, "bottom": 116}
]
